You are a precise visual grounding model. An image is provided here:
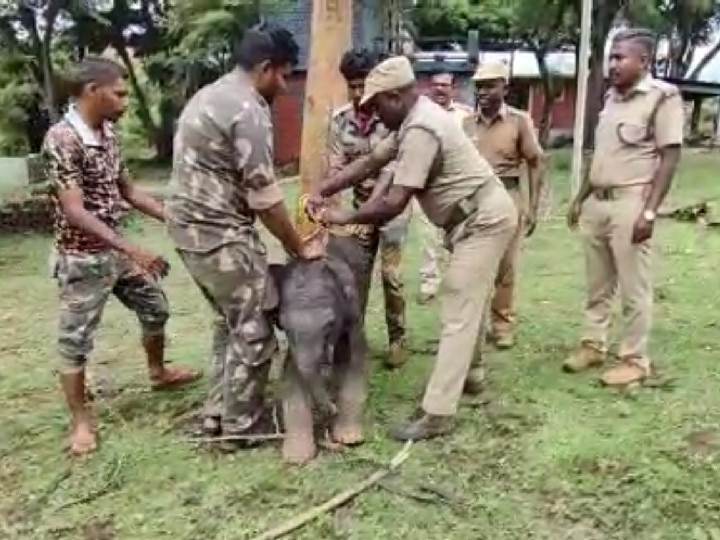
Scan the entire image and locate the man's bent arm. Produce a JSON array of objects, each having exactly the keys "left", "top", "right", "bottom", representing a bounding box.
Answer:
[
  {"left": 319, "top": 134, "right": 397, "bottom": 198},
  {"left": 341, "top": 185, "right": 415, "bottom": 225},
  {"left": 59, "top": 188, "right": 134, "bottom": 253},
  {"left": 257, "top": 202, "right": 305, "bottom": 257},
  {"left": 645, "top": 145, "right": 681, "bottom": 213},
  {"left": 644, "top": 92, "right": 684, "bottom": 213}
]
